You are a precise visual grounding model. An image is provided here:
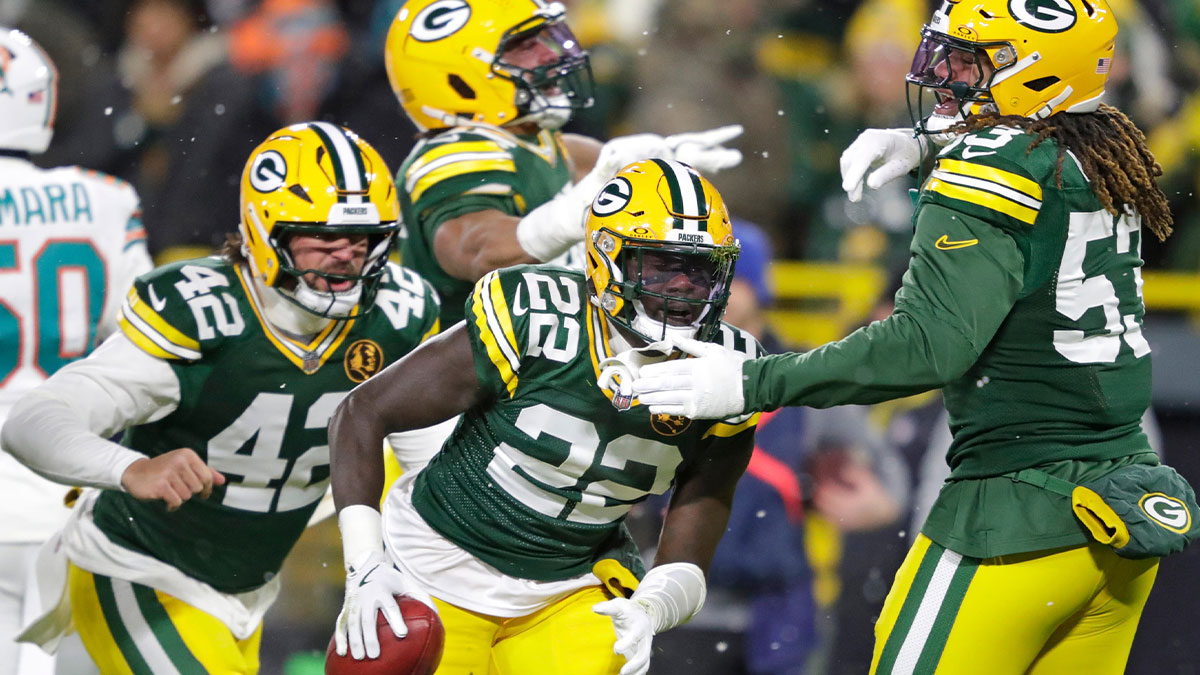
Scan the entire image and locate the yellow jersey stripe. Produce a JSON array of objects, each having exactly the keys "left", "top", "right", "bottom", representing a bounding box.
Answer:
[
  {"left": 926, "top": 178, "right": 1040, "bottom": 225},
  {"left": 407, "top": 141, "right": 507, "bottom": 176},
  {"left": 125, "top": 289, "right": 201, "bottom": 351},
  {"left": 702, "top": 412, "right": 761, "bottom": 439},
  {"left": 419, "top": 318, "right": 441, "bottom": 344},
  {"left": 471, "top": 272, "right": 520, "bottom": 396},
  {"left": 937, "top": 158, "right": 1043, "bottom": 201},
  {"left": 409, "top": 158, "right": 517, "bottom": 203},
  {"left": 119, "top": 314, "right": 186, "bottom": 360}
]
